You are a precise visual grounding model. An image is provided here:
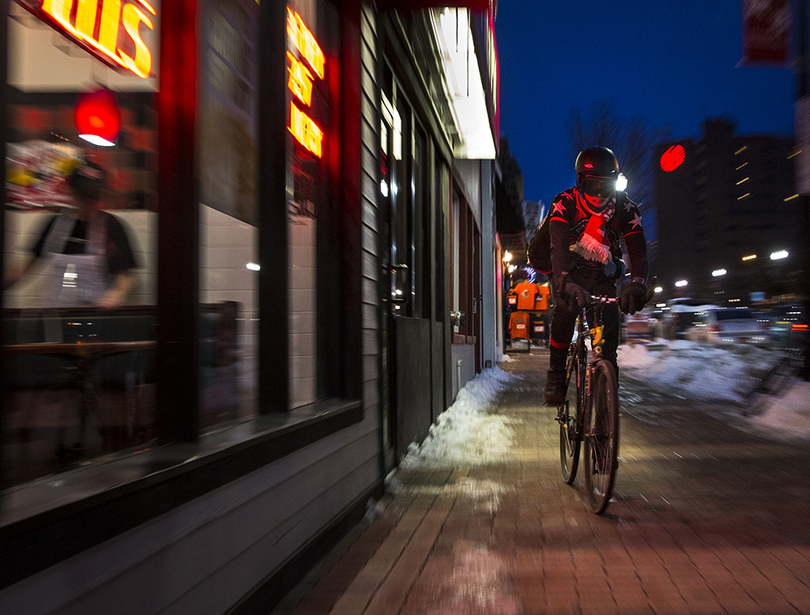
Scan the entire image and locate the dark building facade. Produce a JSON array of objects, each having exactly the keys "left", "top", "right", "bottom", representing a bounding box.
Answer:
[
  {"left": 0, "top": 1, "right": 499, "bottom": 613},
  {"left": 654, "top": 119, "right": 800, "bottom": 304}
]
